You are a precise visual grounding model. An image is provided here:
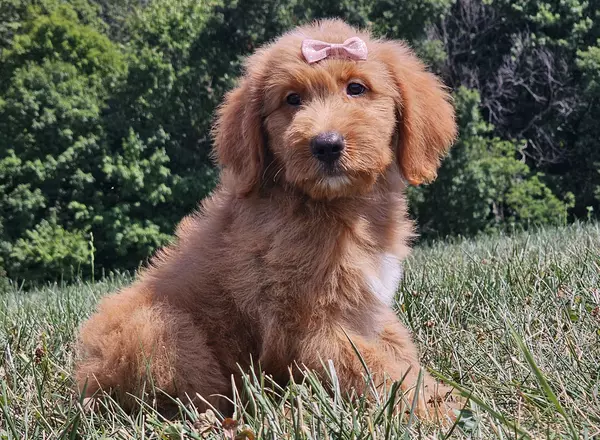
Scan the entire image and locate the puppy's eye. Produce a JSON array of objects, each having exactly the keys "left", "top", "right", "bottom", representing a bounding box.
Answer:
[
  {"left": 286, "top": 93, "right": 302, "bottom": 106},
  {"left": 346, "top": 82, "right": 366, "bottom": 97}
]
